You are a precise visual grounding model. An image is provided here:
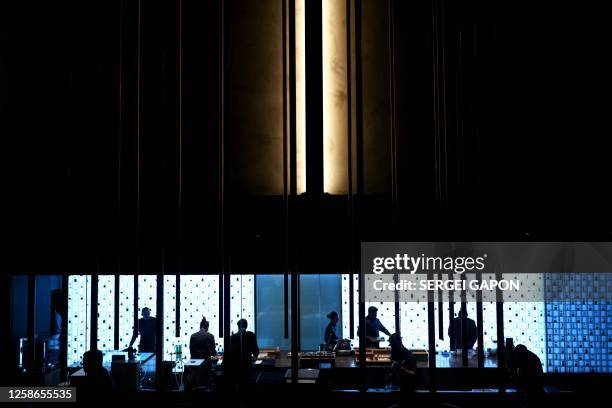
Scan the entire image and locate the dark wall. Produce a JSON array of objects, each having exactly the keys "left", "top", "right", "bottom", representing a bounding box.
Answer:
[{"left": 2, "top": 0, "right": 611, "bottom": 277}]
